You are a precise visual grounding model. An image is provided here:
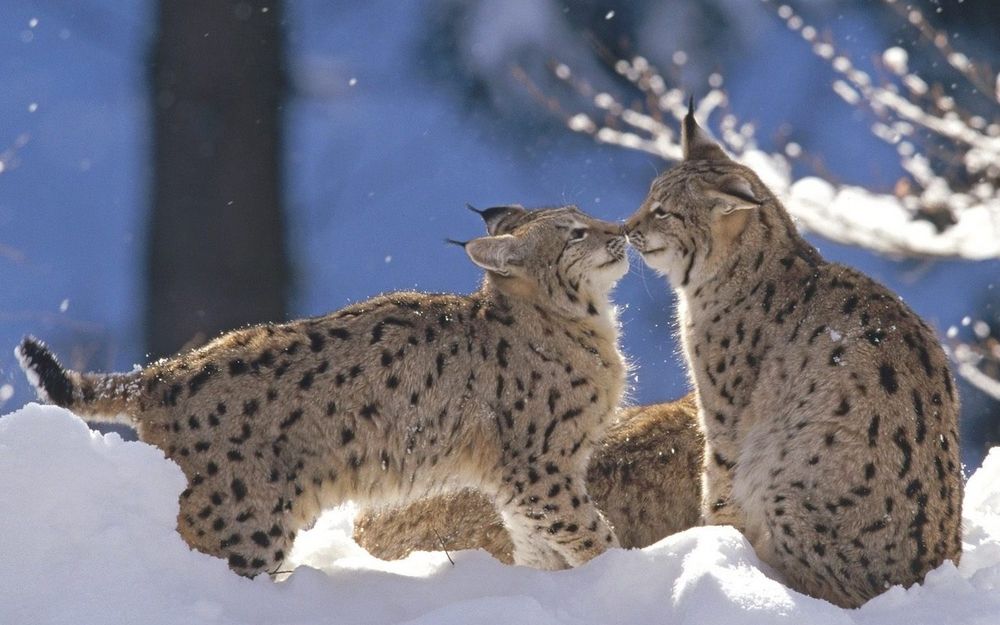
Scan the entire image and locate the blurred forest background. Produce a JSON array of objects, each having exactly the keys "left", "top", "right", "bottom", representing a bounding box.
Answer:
[{"left": 0, "top": 0, "right": 997, "bottom": 470}]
